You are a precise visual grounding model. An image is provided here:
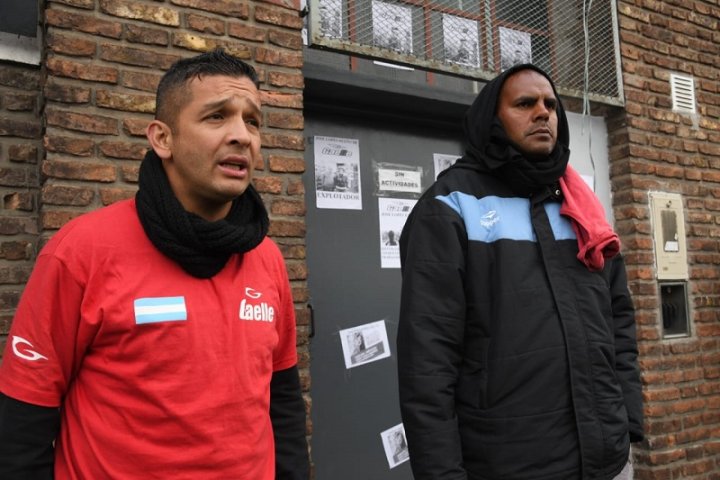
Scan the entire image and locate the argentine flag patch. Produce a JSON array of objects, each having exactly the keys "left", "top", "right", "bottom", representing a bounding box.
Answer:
[{"left": 134, "top": 296, "right": 187, "bottom": 325}]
